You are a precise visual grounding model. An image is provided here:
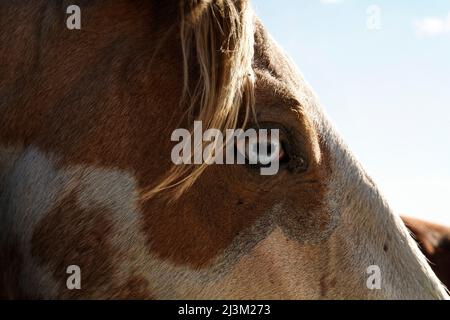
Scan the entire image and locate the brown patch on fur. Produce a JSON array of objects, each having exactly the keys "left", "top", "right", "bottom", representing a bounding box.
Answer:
[
  {"left": 141, "top": 175, "right": 274, "bottom": 268},
  {"left": 403, "top": 216, "right": 450, "bottom": 289},
  {"left": 0, "top": 240, "right": 29, "bottom": 299},
  {"left": 31, "top": 191, "right": 155, "bottom": 299},
  {"left": 0, "top": 1, "right": 182, "bottom": 180},
  {"left": 32, "top": 192, "right": 128, "bottom": 299}
]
